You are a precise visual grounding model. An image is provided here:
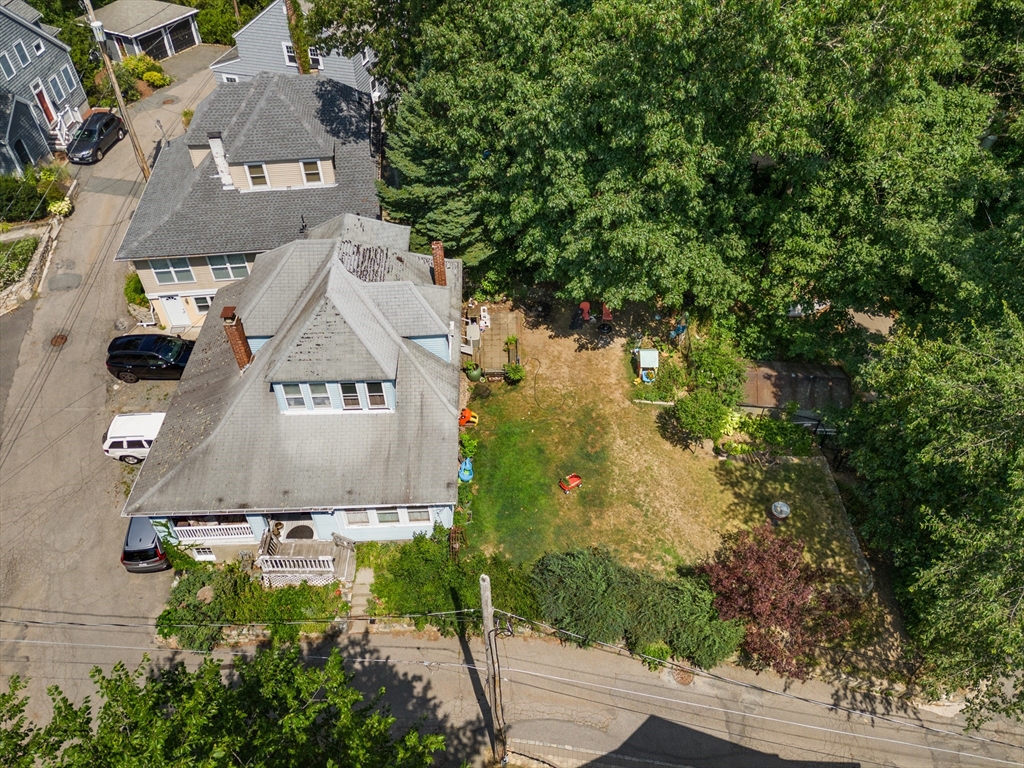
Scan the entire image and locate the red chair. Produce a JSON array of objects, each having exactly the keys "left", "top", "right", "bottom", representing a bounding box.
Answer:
[
  {"left": 602, "top": 303, "right": 613, "bottom": 321},
  {"left": 579, "top": 302, "right": 591, "bottom": 321}
]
